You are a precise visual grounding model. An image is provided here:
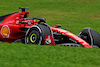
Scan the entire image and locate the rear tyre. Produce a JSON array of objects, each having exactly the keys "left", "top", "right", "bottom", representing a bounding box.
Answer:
[
  {"left": 28, "top": 30, "right": 40, "bottom": 44},
  {"left": 25, "top": 24, "right": 53, "bottom": 45}
]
